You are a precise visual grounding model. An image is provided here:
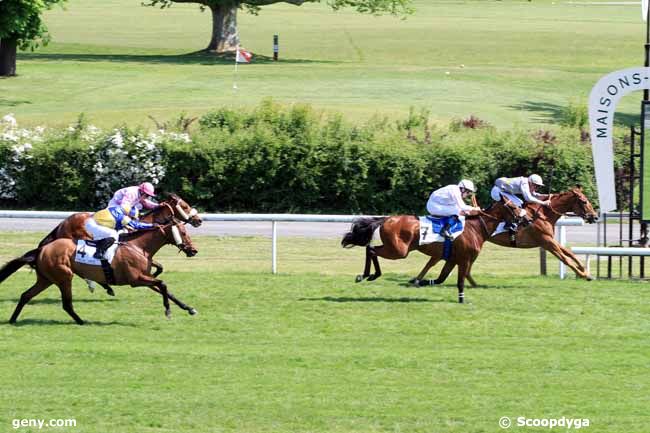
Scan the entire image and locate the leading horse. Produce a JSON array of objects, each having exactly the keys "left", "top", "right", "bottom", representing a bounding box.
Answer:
[
  {"left": 0, "top": 219, "right": 198, "bottom": 324},
  {"left": 341, "top": 200, "right": 526, "bottom": 303},
  {"left": 431, "top": 187, "right": 598, "bottom": 286}
]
